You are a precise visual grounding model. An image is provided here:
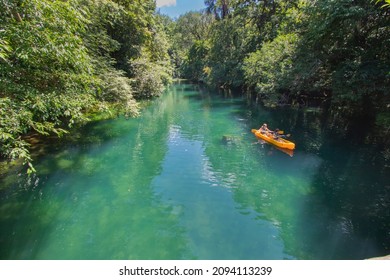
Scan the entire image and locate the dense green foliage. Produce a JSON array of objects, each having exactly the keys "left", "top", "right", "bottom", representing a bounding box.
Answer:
[
  {"left": 2, "top": 0, "right": 390, "bottom": 171},
  {"left": 244, "top": 33, "right": 298, "bottom": 106},
  {"left": 160, "top": 11, "right": 213, "bottom": 79},
  {"left": 169, "top": 0, "right": 389, "bottom": 117},
  {"left": 0, "top": 0, "right": 172, "bottom": 171}
]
